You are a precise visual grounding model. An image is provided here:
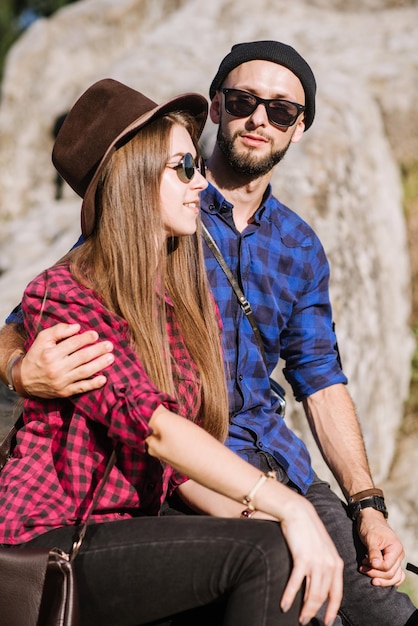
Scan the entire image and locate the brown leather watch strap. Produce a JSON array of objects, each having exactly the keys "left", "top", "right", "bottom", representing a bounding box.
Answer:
[
  {"left": 9, "top": 354, "right": 30, "bottom": 397},
  {"left": 348, "top": 488, "right": 384, "bottom": 503}
]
